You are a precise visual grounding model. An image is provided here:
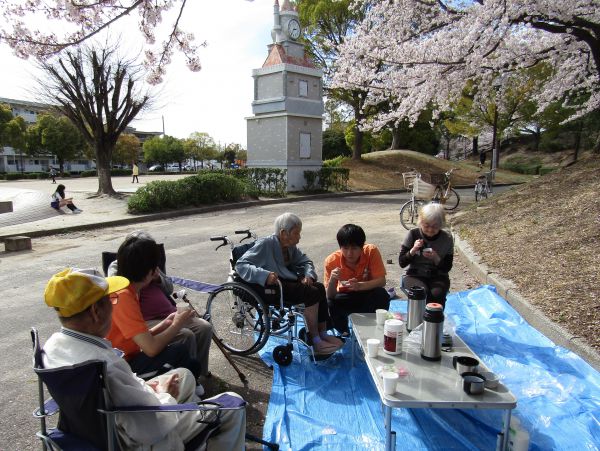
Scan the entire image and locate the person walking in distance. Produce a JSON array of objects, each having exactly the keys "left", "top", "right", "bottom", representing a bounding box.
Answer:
[
  {"left": 49, "top": 167, "right": 57, "bottom": 183},
  {"left": 132, "top": 162, "right": 139, "bottom": 183}
]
